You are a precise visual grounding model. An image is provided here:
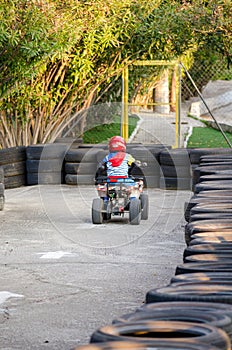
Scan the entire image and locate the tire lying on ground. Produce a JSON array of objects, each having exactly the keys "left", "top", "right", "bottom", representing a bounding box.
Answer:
[
  {"left": 112, "top": 309, "right": 232, "bottom": 337},
  {"left": 188, "top": 148, "right": 232, "bottom": 166},
  {"left": 90, "top": 320, "right": 230, "bottom": 350},
  {"left": 184, "top": 243, "right": 232, "bottom": 258},
  {"left": 189, "top": 213, "right": 232, "bottom": 223},
  {"left": 185, "top": 198, "right": 232, "bottom": 222},
  {"left": 185, "top": 219, "right": 232, "bottom": 245},
  {"left": 200, "top": 174, "right": 232, "bottom": 182},
  {"left": 0, "top": 167, "right": 4, "bottom": 210},
  {"left": 146, "top": 283, "right": 232, "bottom": 307},
  {"left": 192, "top": 165, "right": 232, "bottom": 189},
  {"left": 171, "top": 272, "right": 232, "bottom": 285},
  {"left": 184, "top": 254, "right": 232, "bottom": 263},
  {"left": 194, "top": 181, "right": 232, "bottom": 194},
  {"left": 190, "top": 237, "right": 232, "bottom": 246},
  {"left": 138, "top": 300, "right": 232, "bottom": 317},
  {"left": 189, "top": 232, "right": 232, "bottom": 244},
  {"left": 175, "top": 262, "right": 232, "bottom": 275},
  {"left": 74, "top": 340, "right": 222, "bottom": 350}
]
